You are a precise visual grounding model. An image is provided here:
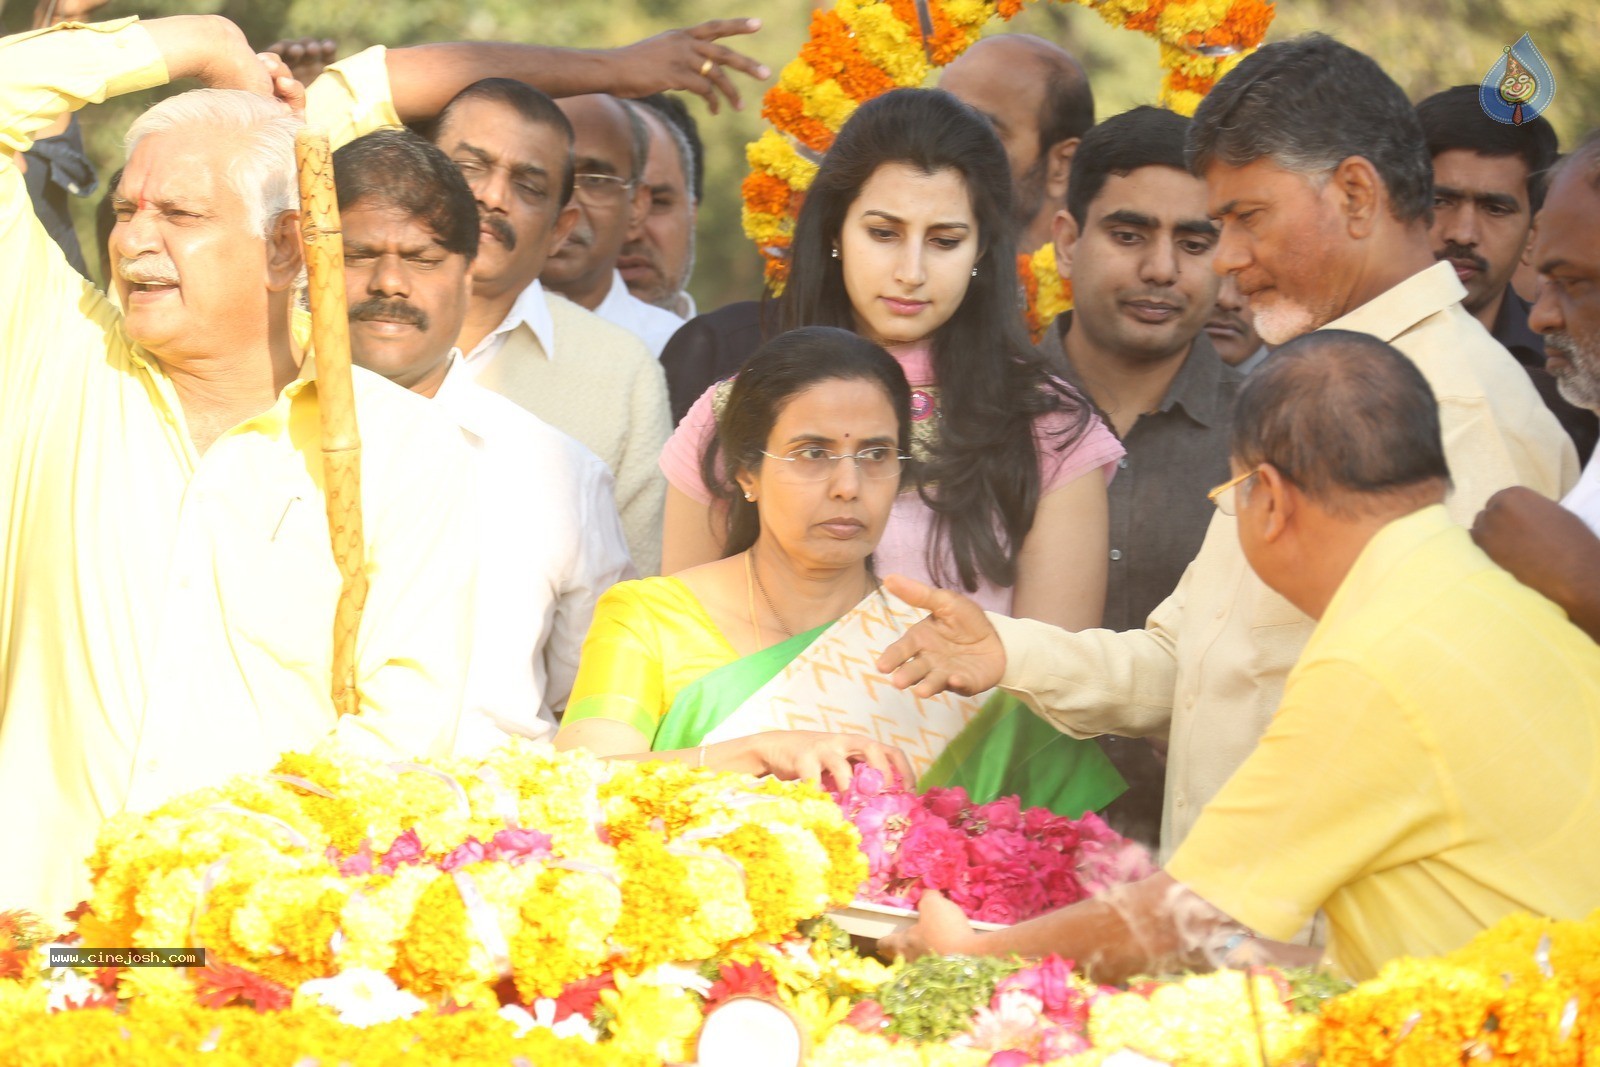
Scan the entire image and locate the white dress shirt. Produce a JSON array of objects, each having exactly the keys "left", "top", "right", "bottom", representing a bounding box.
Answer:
[
  {"left": 432, "top": 356, "right": 635, "bottom": 754},
  {"left": 594, "top": 269, "right": 684, "bottom": 359},
  {"left": 1562, "top": 452, "right": 1600, "bottom": 535},
  {"left": 463, "top": 277, "right": 558, "bottom": 370}
]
